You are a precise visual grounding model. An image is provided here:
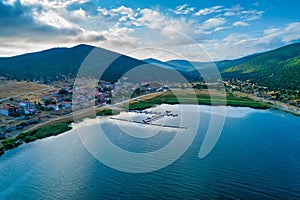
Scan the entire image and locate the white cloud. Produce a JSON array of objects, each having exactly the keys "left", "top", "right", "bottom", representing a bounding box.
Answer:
[
  {"left": 34, "top": 10, "right": 76, "bottom": 29},
  {"left": 174, "top": 4, "right": 195, "bottom": 15},
  {"left": 97, "top": 7, "right": 110, "bottom": 16},
  {"left": 132, "top": 8, "right": 193, "bottom": 35},
  {"left": 194, "top": 6, "right": 223, "bottom": 16},
  {"left": 241, "top": 10, "right": 264, "bottom": 21},
  {"left": 221, "top": 5, "right": 264, "bottom": 21},
  {"left": 262, "top": 22, "right": 300, "bottom": 43},
  {"left": 233, "top": 21, "right": 249, "bottom": 27},
  {"left": 223, "top": 11, "right": 235, "bottom": 16},
  {"left": 0, "top": 1, "right": 296, "bottom": 63},
  {"left": 201, "top": 17, "right": 227, "bottom": 30},
  {"left": 111, "top": 5, "right": 134, "bottom": 16},
  {"left": 202, "top": 22, "right": 300, "bottom": 60},
  {"left": 2, "top": 0, "right": 17, "bottom": 6},
  {"left": 71, "top": 8, "right": 87, "bottom": 20}
]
